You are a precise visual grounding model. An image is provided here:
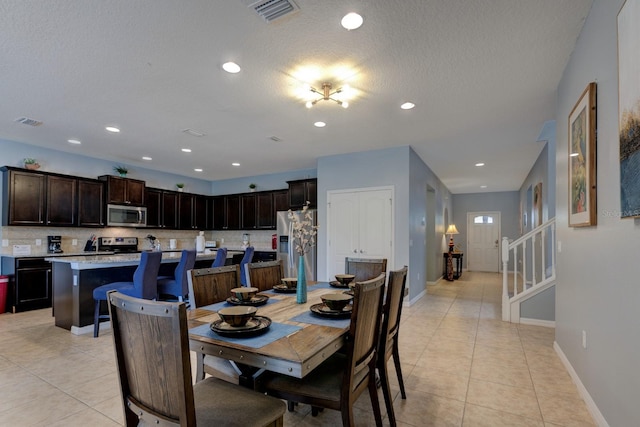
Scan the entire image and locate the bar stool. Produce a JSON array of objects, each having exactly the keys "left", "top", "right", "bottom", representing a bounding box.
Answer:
[
  {"left": 239, "top": 246, "right": 254, "bottom": 286},
  {"left": 211, "top": 247, "right": 227, "bottom": 267},
  {"left": 92, "top": 251, "right": 162, "bottom": 337},
  {"left": 158, "top": 249, "right": 196, "bottom": 302}
]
